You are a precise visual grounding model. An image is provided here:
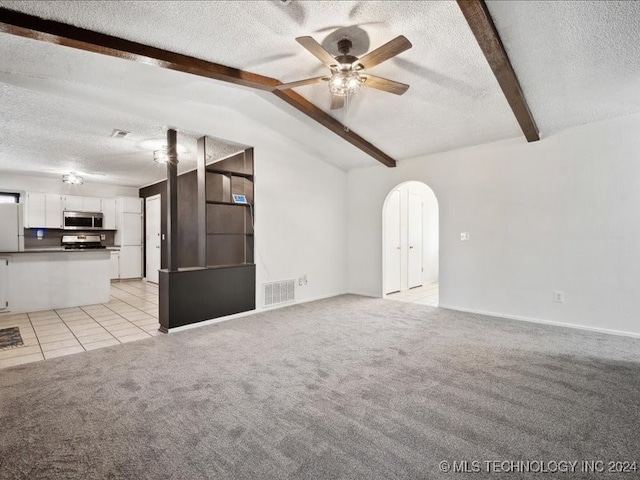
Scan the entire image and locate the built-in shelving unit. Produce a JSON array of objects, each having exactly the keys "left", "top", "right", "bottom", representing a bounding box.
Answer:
[
  {"left": 205, "top": 148, "right": 254, "bottom": 267},
  {"left": 159, "top": 137, "right": 256, "bottom": 331}
]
